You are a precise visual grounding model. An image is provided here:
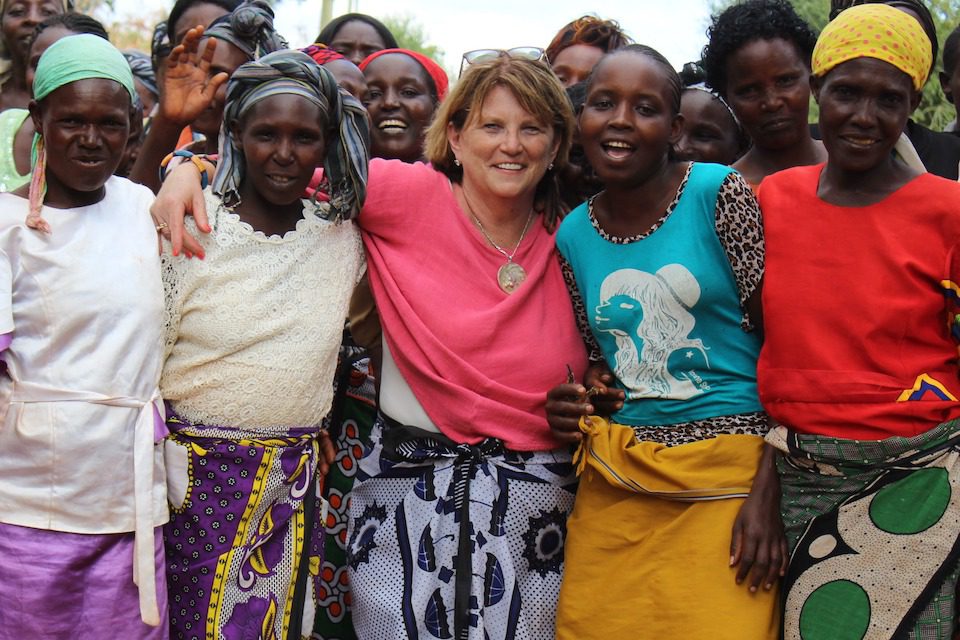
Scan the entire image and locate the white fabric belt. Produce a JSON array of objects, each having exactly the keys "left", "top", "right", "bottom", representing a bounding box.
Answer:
[{"left": 9, "top": 380, "right": 164, "bottom": 626}]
